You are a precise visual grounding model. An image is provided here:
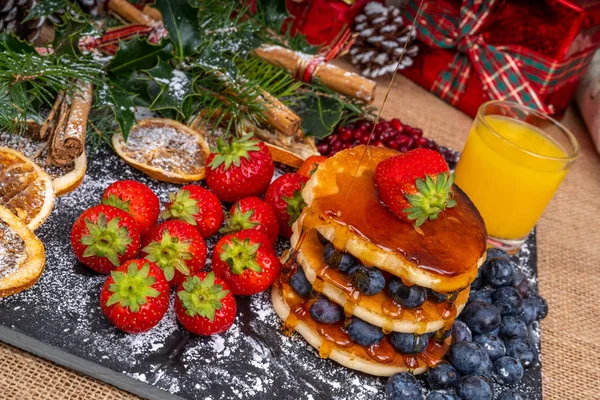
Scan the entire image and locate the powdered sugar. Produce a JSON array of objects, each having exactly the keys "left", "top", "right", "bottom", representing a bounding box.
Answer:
[{"left": 0, "top": 146, "right": 544, "bottom": 400}]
